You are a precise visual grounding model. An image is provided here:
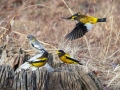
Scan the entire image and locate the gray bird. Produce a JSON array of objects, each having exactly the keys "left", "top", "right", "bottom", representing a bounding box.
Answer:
[{"left": 27, "top": 35, "right": 44, "bottom": 53}]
